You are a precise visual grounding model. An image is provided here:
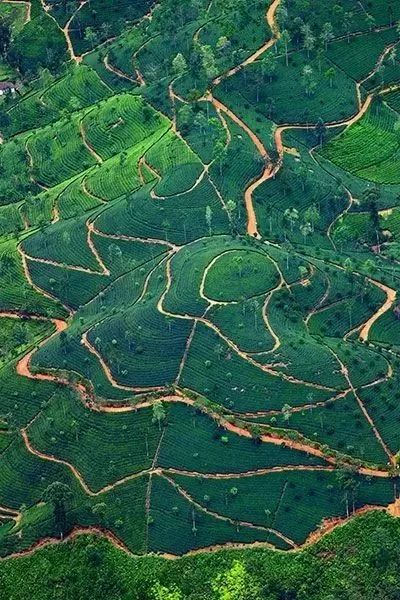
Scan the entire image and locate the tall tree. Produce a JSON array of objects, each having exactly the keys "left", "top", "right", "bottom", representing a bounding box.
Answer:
[
  {"left": 152, "top": 400, "right": 166, "bottom": 430},
  {"left": 43, "top": 482, "right": 72, "bottom": 537},
  {"left": 205, "top": 205, "right": 213, "bottom": 235},
  {"left": 314, "top": 117, "right": 327, "bottom": 145},
  {"left": 172, "top": 53, "right": 187, "bottom": 76},
  {"left": 325, "top": 66, "right": 336, "bottom": 88},
  {"left": 284, "top": 207, "right": 299, "bottom": 233},
  {"left": 0, "top": 19, "right": 12, "bottom": 59},
  {"left": 321, "top": 22, "right": 334, "bottom": 50},
  {"left": 302, "top": 64, "right": 316, "bottom": 97},
  {"left": 280, "top": 29, "right": 291, "bottom": 66}
]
